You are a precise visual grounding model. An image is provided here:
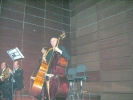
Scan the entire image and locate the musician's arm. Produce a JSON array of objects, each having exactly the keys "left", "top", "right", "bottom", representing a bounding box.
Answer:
[{"left": 59, "top": 47, "right": 70, "bottom": 60}]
